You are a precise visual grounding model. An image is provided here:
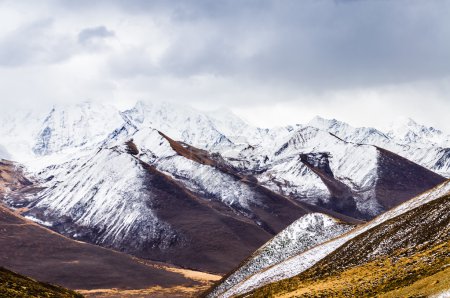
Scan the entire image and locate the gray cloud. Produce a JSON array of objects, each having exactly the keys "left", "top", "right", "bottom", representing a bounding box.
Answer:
[
  {"left": 94, "top": 0, "right": 450, "bottom": 91},
  {"left": 0, "top": 18, "right": 76, "bottom": 67},
  {"left": 78, "top": 26, "right": 115, "bottom": 45}
]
